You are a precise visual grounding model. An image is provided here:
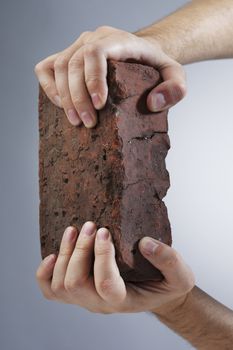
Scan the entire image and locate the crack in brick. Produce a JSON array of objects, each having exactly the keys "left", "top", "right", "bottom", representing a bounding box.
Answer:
[{"left": 127, "top": 131, "right": 167, "bottom": 144}]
